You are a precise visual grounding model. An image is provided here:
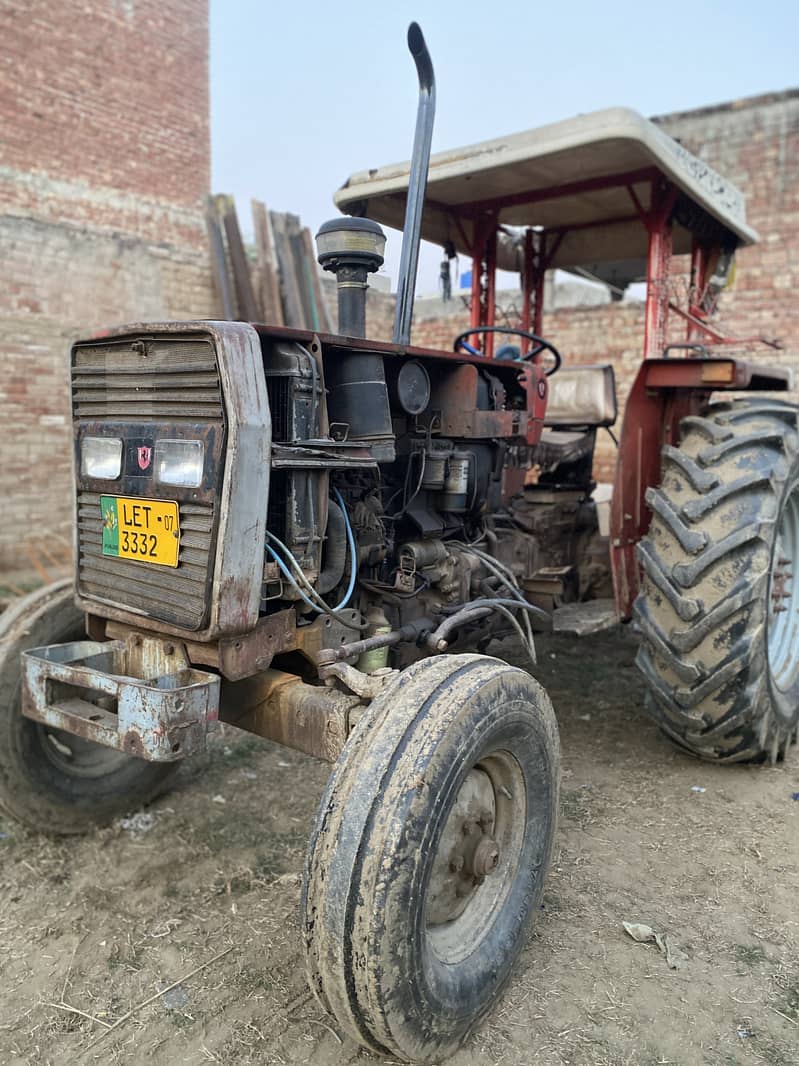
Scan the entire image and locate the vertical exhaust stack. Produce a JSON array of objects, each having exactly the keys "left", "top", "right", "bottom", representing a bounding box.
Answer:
[
  {"left": 392, "top": 22, "right": 436, "bottom": 348},
  {"left": 310, "top": 22, "right": 435, "bottom": 461}
]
